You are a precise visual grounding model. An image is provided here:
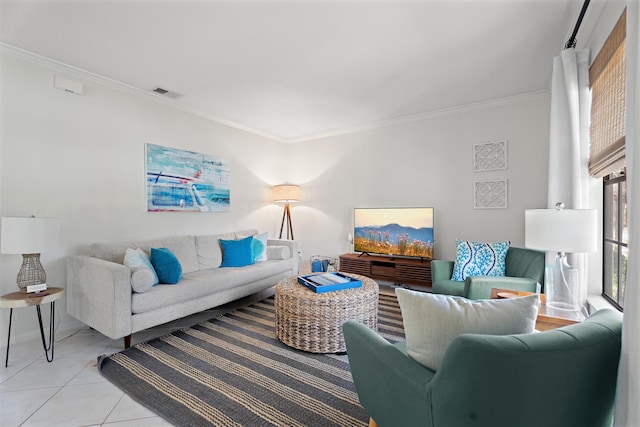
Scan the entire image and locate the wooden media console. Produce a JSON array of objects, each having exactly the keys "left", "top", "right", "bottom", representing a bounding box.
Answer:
[{"left": 339, "top": 253, "right": 432, "bottom": 288}]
